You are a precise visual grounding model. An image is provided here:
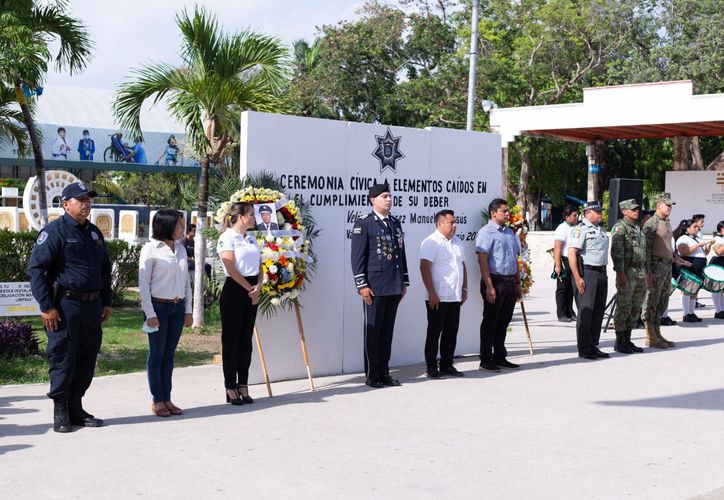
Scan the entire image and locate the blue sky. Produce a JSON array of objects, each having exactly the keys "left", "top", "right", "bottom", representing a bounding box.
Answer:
[{"left": 46, "top": 0, "right": 377, "bottom": 90}]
